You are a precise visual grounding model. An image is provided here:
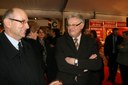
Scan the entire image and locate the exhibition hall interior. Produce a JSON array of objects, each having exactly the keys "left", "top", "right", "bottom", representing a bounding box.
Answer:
[{"left": 0, "top": 0, "right": 128, "bottom": 85}]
